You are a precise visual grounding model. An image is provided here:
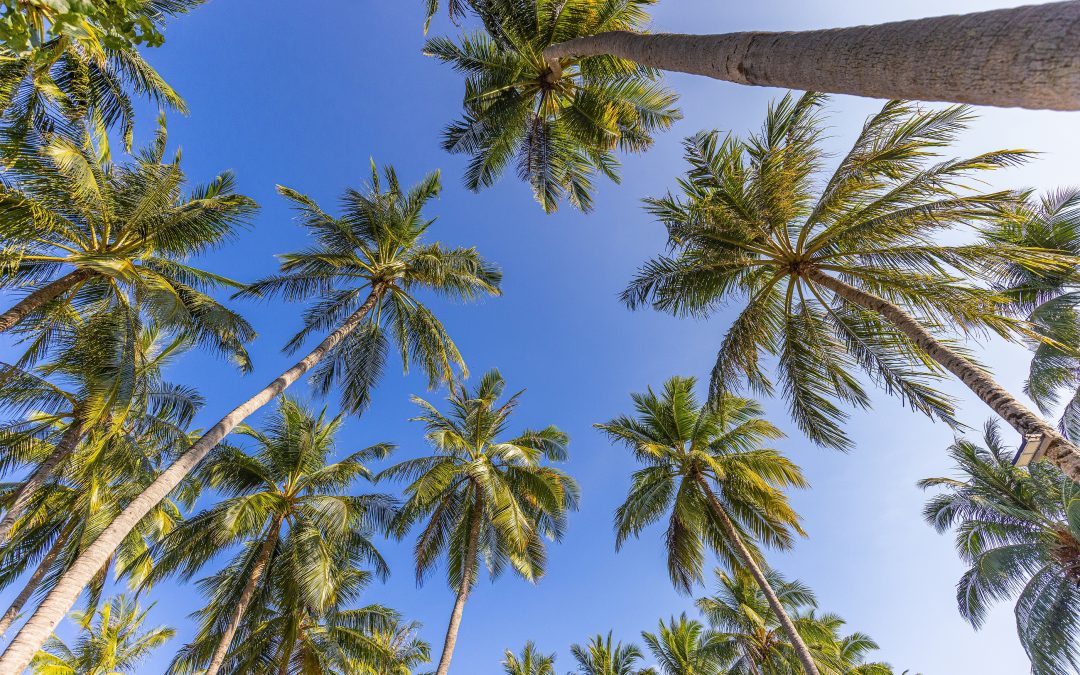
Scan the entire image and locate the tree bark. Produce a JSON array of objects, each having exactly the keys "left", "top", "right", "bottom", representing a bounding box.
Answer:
[
  {"left": 0, "top": 287, "right": 386, "bottom": 674},
  {"left": 804, "top": 267, "right": 1080, "bottom": 481},
  {"left": 697, "top": 477, "right": 819, "bottom": 675},
  {"left": 542, "top": 2, "right": 1080, "bottom": 111},
  {"left": 204, "top": 515, "right": 283, "bottom": 675},
  {"left": 0, "top": 269, "right": 92, "bottom": 333},
  {"left": 0, "top": 418, "right": 84, "bottom": 545},
  {"left": 0, "top": 521, "right": 73, "bottom": 637},
  {"left": 433, "top": 497, "right": 482, "bottom": 675}
]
